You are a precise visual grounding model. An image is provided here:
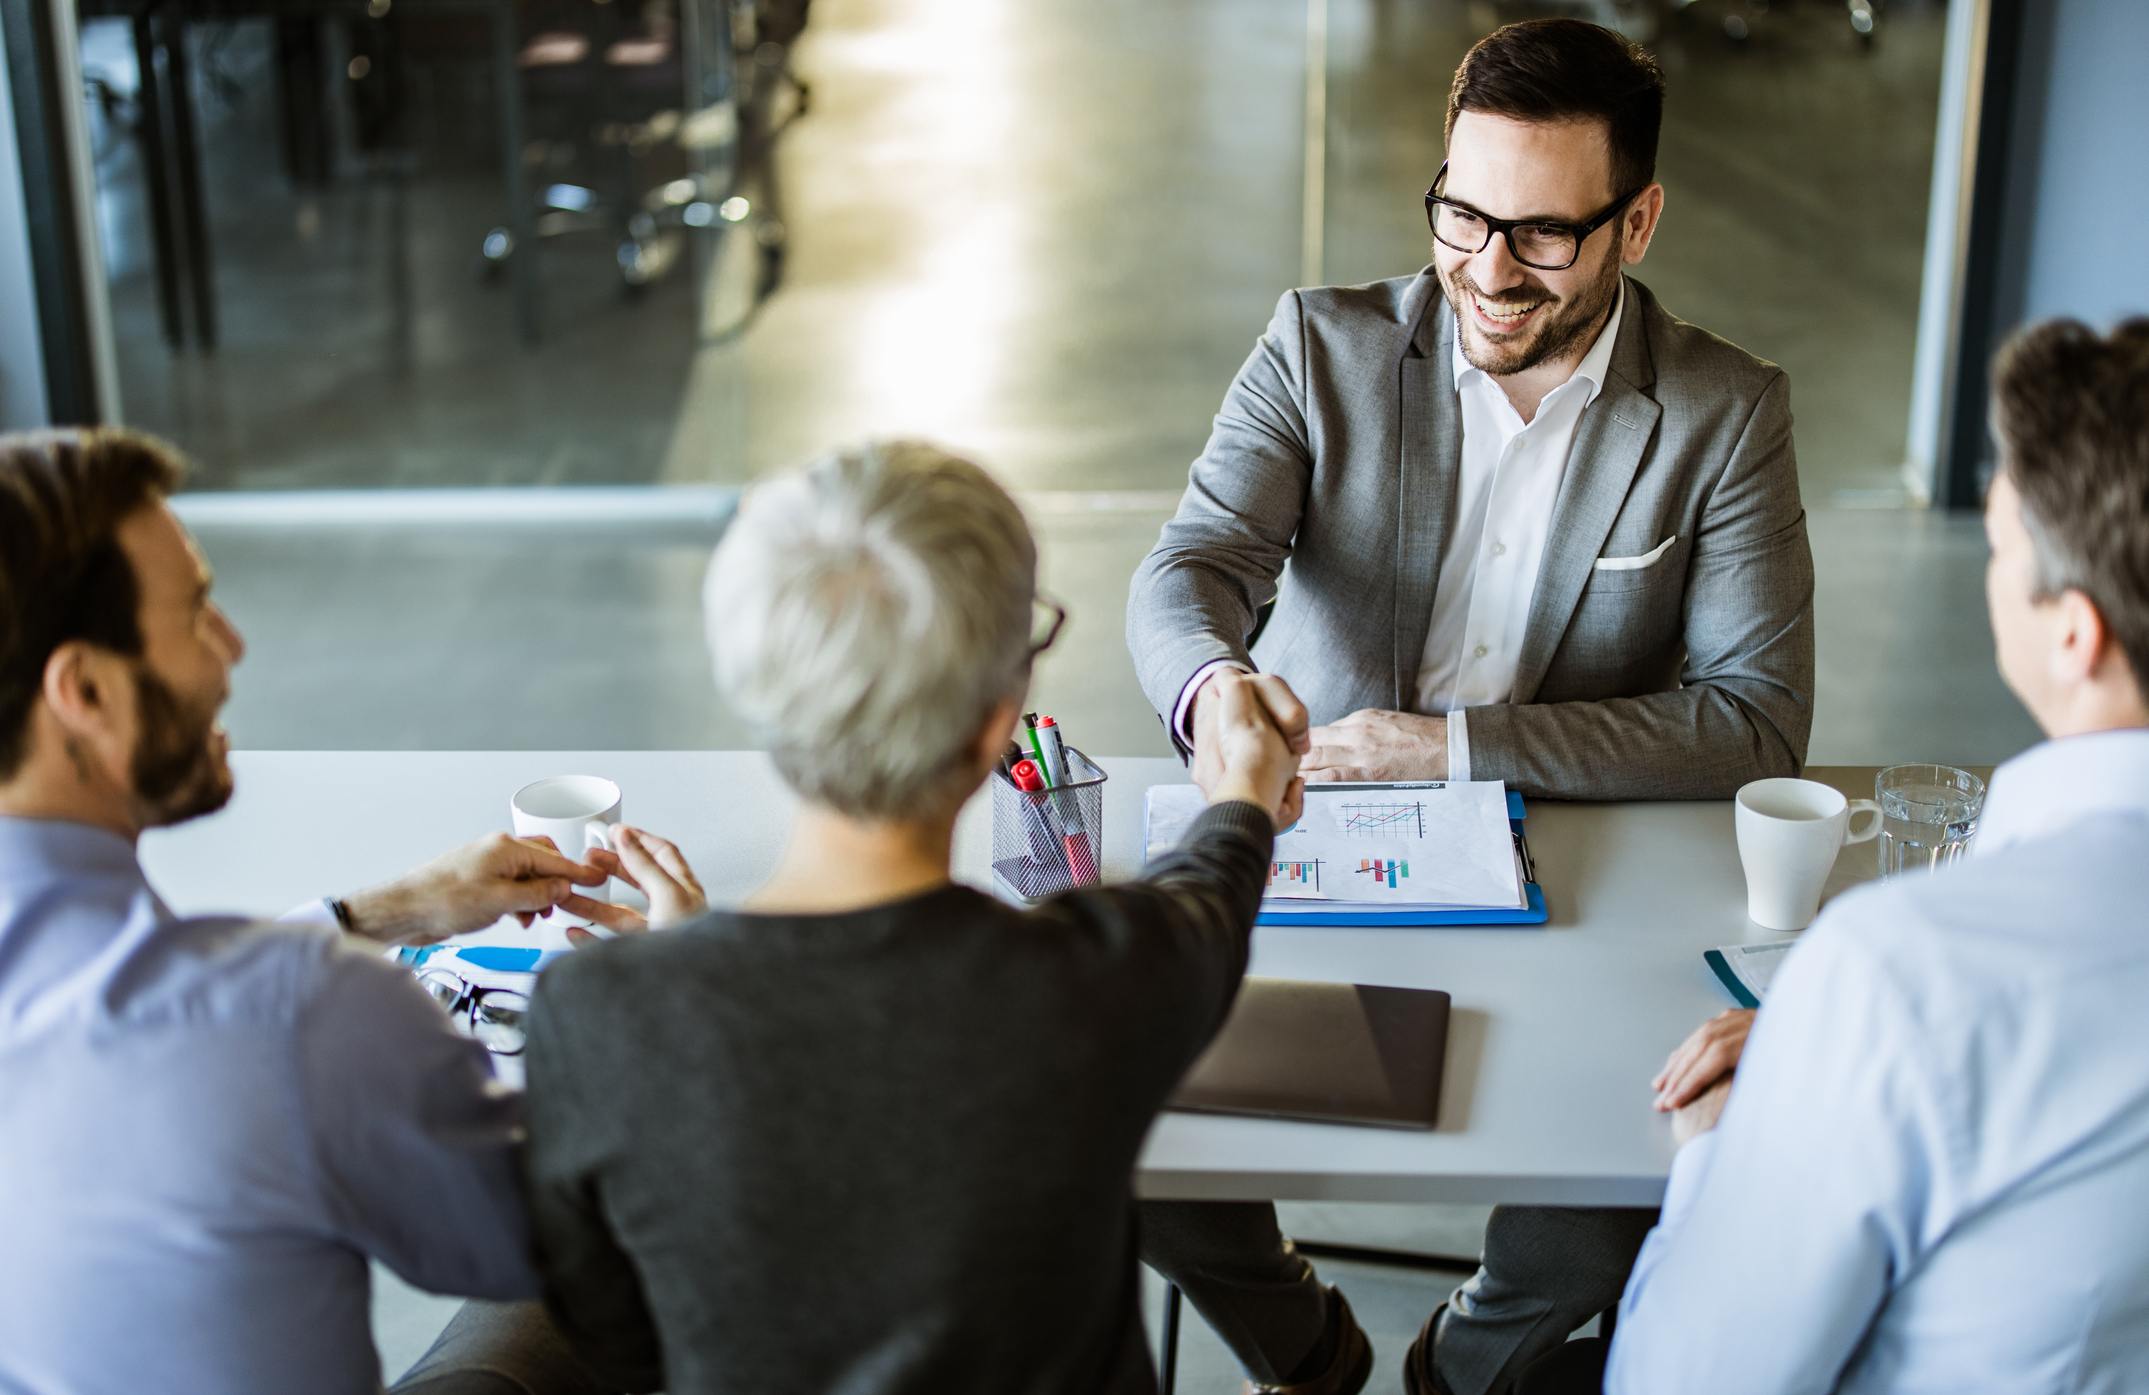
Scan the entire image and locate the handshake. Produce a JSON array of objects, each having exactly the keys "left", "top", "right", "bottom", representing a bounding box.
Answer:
[
  {"left": 1188, "top": 671, "right": 1312, "bottom": 830},
  {"left": 1189, "top": 669, "right": 1456, "bottom": 821}
]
